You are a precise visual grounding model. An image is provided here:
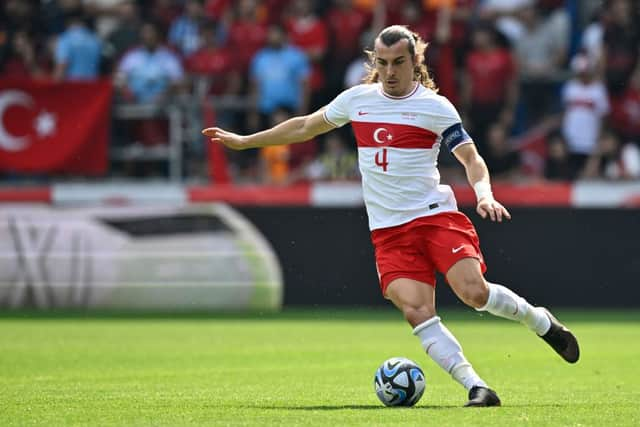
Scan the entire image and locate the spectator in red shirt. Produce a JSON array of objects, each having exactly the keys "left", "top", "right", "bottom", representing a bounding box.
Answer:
[
  {"left": 325, "top": 0, "right": 372, "bottom": 95},
  {"left": 204, "top": 0, "right": 231, "bottom": 21},
  {"left": 225, "top": 0, "right": 268, "bottom": 74},
  {"left": 284, "top": 0, "right": 328, "bottom": 108},
  {"left": 461, "top": 22, "right": 518, "bottom": 155},
  {"left": 400, "top": 1, "right": 458, "bottom": 102},
  {"left": 326, "top": 0, "right": 372, "bottom": 66},
  {"left": 609, "top": 65, "right": 640, "bottom": 143},
  {"left": 185, "top": 20, "right": 240, "bottom": 97}
]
